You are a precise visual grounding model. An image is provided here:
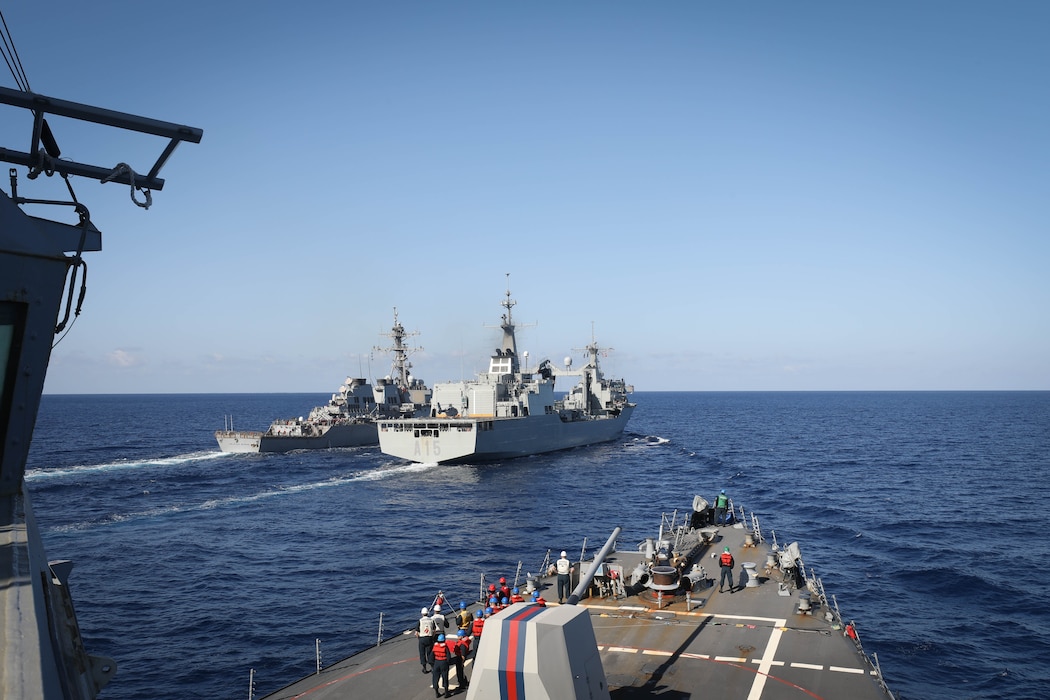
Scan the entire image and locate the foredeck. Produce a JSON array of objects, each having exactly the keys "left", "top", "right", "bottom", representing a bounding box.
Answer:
[{"left": 261, "top": 509, "right": 893, "bottom": 700}]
